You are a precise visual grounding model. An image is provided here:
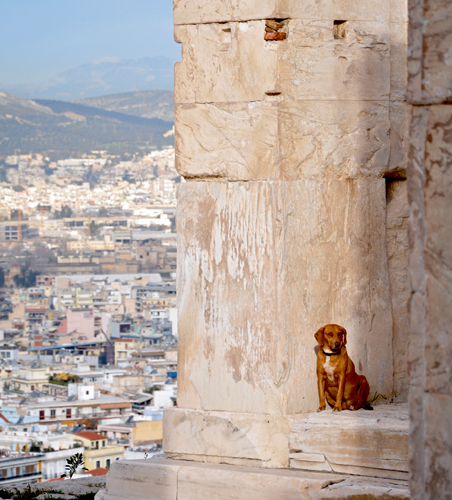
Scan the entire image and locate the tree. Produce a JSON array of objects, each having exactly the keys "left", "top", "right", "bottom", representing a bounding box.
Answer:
[
  {"left": 90, "top": 220, "right": 100, "bottom": 238},
  {"left": 34, "top": 243, "right": 57, "bottom": 263},
  {"left": 98, "top": 206, "right": 109, "bottom": 217},
  {"left": 13, "top": 274, "right": 24, "bottom": 288},
  {"left": 63, "top": 452, "right": 87, "bottom": 478},
  {"left": 54, "top": 205, "right": 73, "bottom": 219}
]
